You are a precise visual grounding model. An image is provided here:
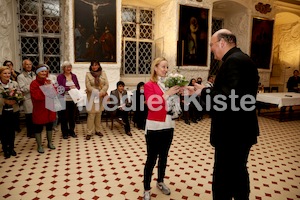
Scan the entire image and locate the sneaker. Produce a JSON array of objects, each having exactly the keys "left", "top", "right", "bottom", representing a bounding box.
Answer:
[
  {"left": 156, "top": 182, "right": 171, "bottom": 195},
  {"left": 143, "top": 190, "right": 151, "bottom": 200}
]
